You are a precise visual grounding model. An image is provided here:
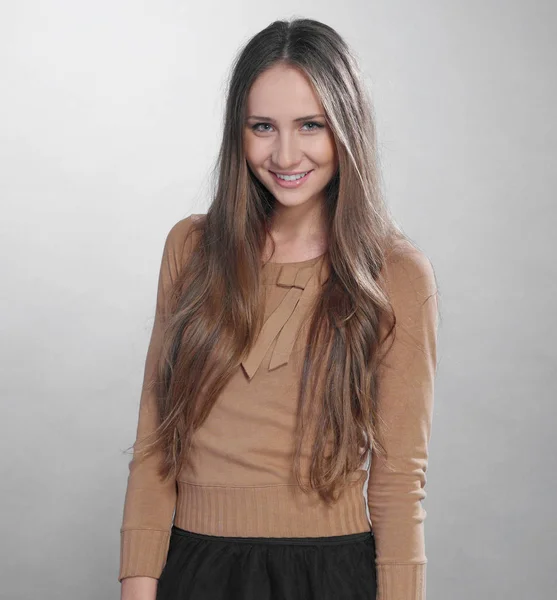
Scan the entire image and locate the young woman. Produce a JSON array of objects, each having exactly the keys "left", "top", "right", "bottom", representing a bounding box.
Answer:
[{"left": 119, "top": 17, "right": 438, "bottom": 600}]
